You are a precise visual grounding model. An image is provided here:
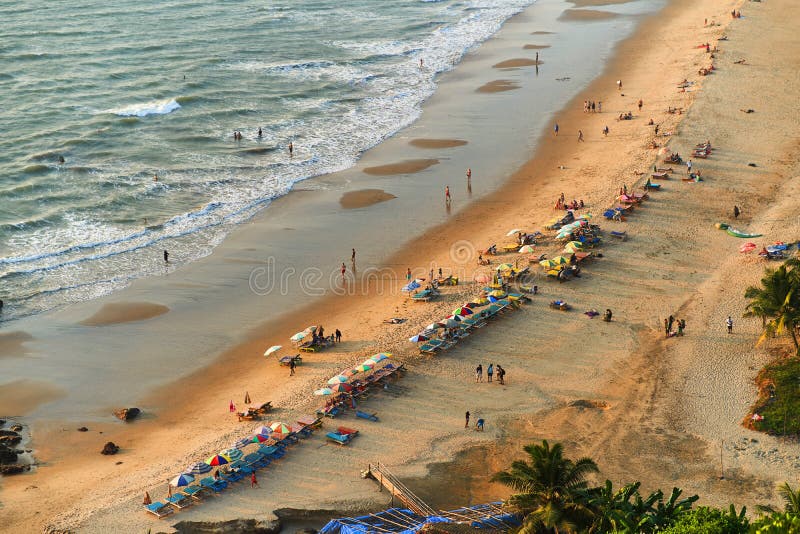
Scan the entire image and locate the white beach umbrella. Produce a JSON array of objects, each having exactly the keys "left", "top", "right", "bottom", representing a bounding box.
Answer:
[
  {"left": 264, "top": 345, "right": 282, "bottom": 356},
  {"left": 506, "top": 228, "right": 523, "bottom": 236}
]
